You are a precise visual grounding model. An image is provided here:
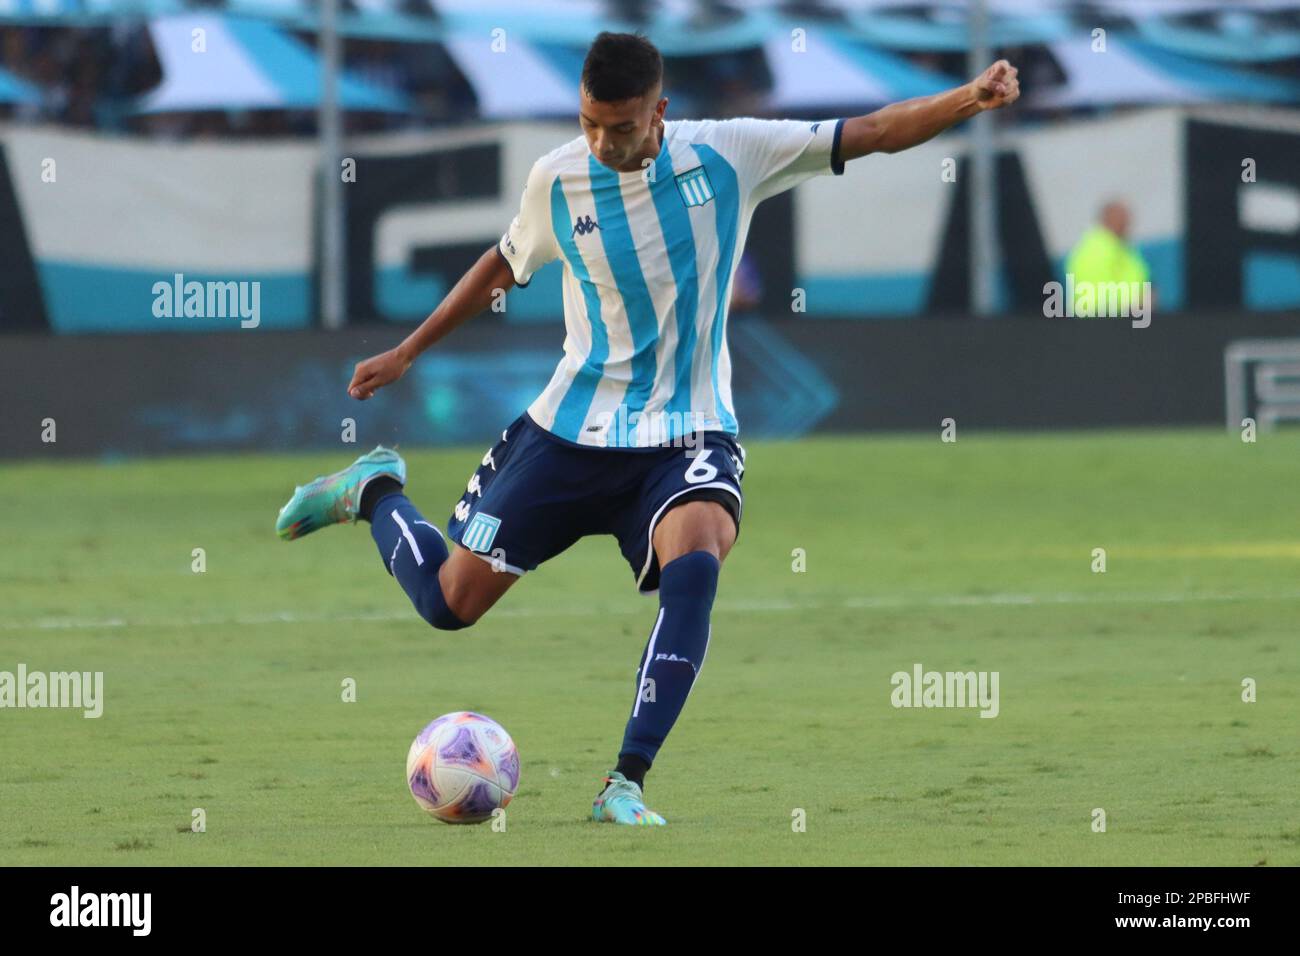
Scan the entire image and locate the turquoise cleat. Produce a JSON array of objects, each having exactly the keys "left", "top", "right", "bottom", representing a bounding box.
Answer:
[
  {"left": 592, "top": 771, "right": 667, "bottom": 826},
  {"left": 276, "top": 446, "right": 406, "bottom": 541}
]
